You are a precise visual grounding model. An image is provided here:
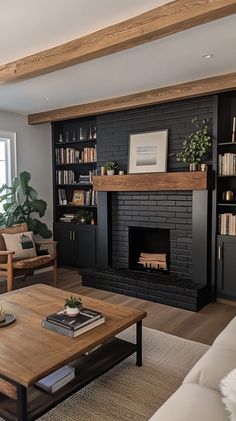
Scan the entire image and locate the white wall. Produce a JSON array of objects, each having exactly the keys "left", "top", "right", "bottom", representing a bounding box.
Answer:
[{"left": 0, "top": 109, "right": 53, "bottom": 232}]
